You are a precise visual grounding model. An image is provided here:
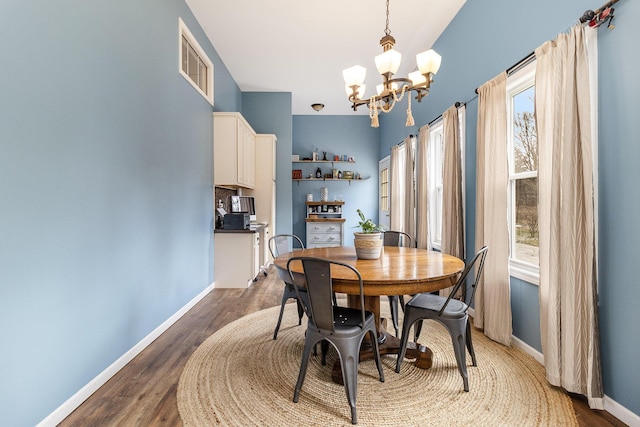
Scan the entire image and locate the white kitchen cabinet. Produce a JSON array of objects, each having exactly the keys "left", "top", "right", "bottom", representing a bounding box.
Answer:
[
  {"left": 213, "top": 112, "right": 256, "bottom": 189},
  {"left": 214, "top": 231, "right": 260, "bottom": 288},
  {"left": 247, "top": 133, "right": 277, "bottom": 267}
]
